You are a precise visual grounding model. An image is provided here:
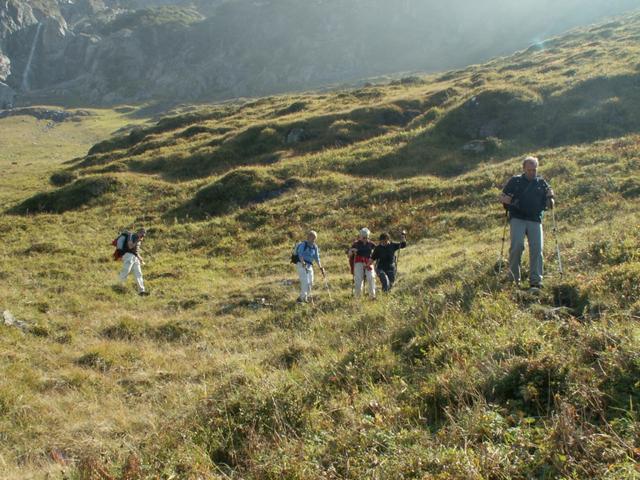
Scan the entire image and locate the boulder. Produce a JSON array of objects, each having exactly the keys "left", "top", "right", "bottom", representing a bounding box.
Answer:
[
  {"left": 286, "top": 128, "right": 306, "bottom": 144},
  {"left": 462, "top": 140, "right": 486, "bottom": 153}
]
